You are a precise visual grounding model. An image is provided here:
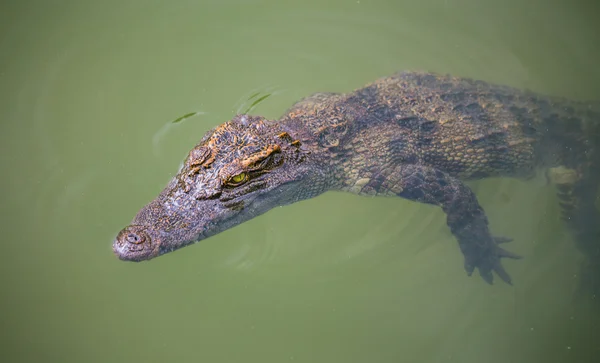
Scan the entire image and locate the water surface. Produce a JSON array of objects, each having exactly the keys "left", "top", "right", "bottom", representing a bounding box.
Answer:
[{"left": 1, "top": 1, "right": 599, "bottom": 362}]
